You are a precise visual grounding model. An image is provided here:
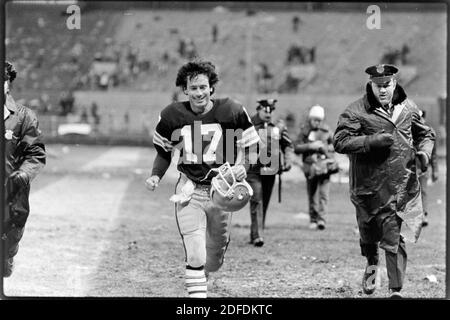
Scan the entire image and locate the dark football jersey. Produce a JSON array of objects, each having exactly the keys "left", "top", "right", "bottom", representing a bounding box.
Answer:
[{"left": 153, "top": 98, "right": 260, "bottom": 184}]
